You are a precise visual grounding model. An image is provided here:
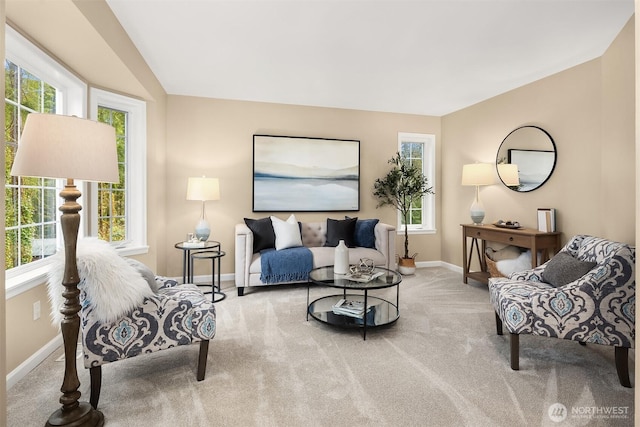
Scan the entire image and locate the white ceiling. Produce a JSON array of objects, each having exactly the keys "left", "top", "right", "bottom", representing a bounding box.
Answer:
[{"left": 106, "top": 0, "right": 634, "bottom": 116}]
